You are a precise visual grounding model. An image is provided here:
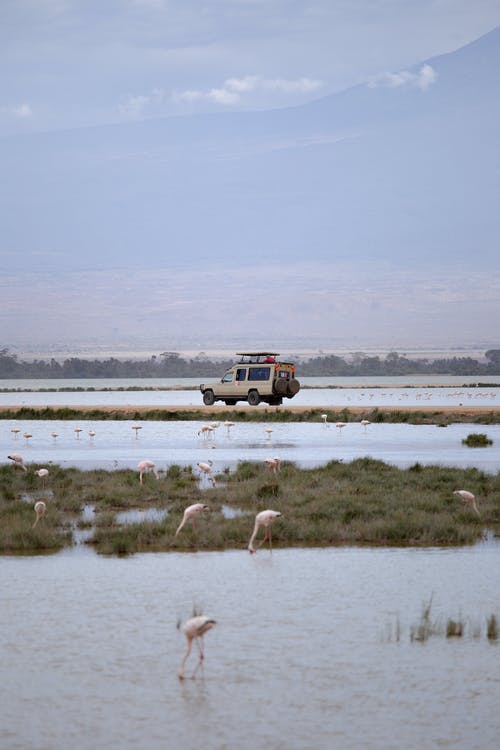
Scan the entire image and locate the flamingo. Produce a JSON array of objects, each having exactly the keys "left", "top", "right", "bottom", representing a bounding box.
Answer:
[
  {"left": 51, "top": 431, "right": 58, "bottom": 441},
  {"left": 7, "top": 454, "right": 27, "bottom": 471},
  {"left": 35, "top": 468, "right": 49, "bottom": 487},
  {"left": 74, "top": 427, "right": 82, "bottom": 439},
  {"left": 178, "top": 615, "right": 216, "bottom": 680},
  {"left": 197, "top": 460, "right": 215, "bottom": 485},
  {"left": 23, "top": 432, "right": 32, "bottom": 444},
  {"left": 132, "top": 425, "right": 142, "bottom": 438},
  {"left": 224, "top": 420, "right": 235, "bottom": 434},
  {"left": 33, "top": 501, "right": 47, "bottom": 528},
  {"left": 198, "top": 425, "right": 214, "bottom": 439},
  {"left": 248, "top": 509, "right": 282, "bottom": 554},
  {"left": 10, "top": 427, "right": 20, "bottom": 439},
  {"left": 264, "top": 427, "right": 273, "bottom": 439},
  {"left": 335, "top": 422, "right": 347, "bottom": 431},
  {"left": 264, "top": 457, "right": 281, "bottom": 474},
  {"left": 321, "top": 414, "right": 329, "bottom": 427},
  {"left": 138, "top": 459, "right": 159, "bottom": 485},
  {"left": 360, "top": 419, "right": 371, "bottom": 430},
  {"left": 175, "top": 503, "right": 210, "bottom": 536},
  {"left": 453, "top": 490, "right": 480, "bottom": 516},
  {"left": 89, "top": 430, "right": 96, "bottom": 442}
]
